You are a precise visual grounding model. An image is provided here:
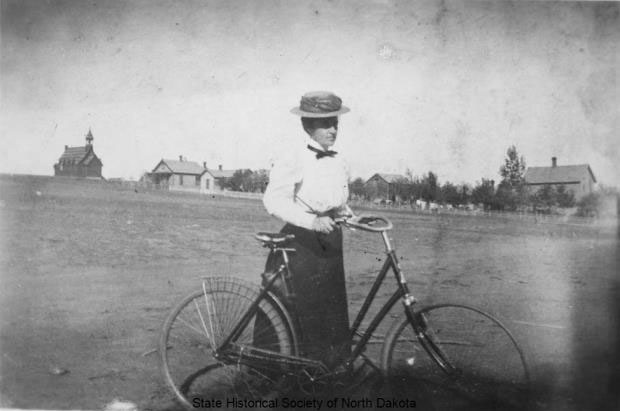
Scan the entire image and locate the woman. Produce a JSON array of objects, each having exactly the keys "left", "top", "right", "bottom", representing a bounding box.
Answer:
[{"left": 261, "top": 91, "right": 353, "bottom": 368}]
